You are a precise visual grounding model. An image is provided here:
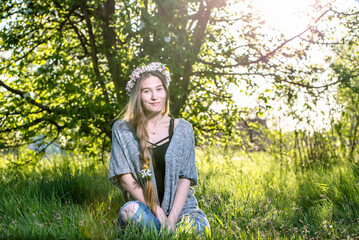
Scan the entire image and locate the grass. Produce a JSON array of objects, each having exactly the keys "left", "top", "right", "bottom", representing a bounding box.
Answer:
[{"left": 0, "top": 147, "right": 359, "bottom": 239}]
